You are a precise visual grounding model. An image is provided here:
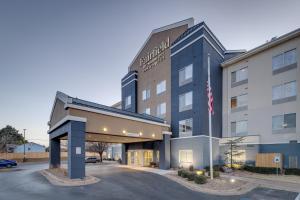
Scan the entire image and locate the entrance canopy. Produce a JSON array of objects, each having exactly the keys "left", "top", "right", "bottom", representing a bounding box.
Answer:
[{"left": 48, "top": 91, "right": 171, "bottom": 143}]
